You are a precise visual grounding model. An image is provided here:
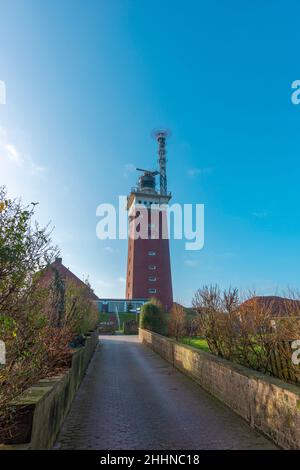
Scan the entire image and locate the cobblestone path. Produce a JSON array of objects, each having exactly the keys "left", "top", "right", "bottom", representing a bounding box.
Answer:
[{"left": 54, "top": 335, "right": 277, "bottom": 450}]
